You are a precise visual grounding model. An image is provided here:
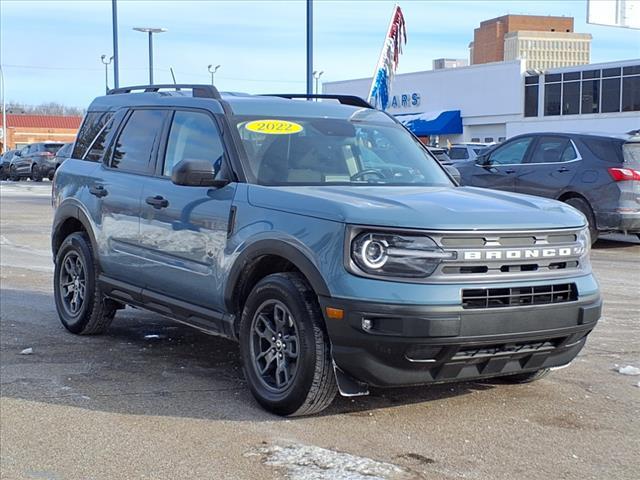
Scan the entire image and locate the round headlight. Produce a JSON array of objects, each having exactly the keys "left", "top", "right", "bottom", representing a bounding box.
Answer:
[{"left": 360, "top": 236, "right": 388, "bottom": 269}]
